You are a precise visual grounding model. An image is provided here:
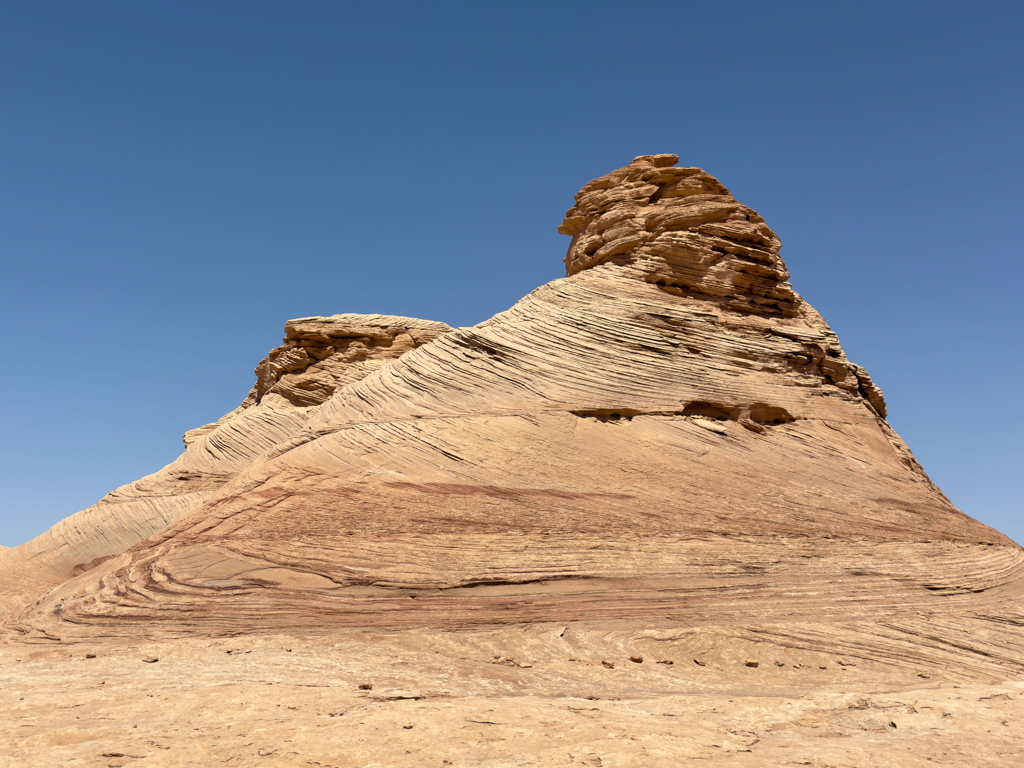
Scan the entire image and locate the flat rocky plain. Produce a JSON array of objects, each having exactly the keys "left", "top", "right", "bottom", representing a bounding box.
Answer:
[{"left": 3, "top": 628, "right": 1021, "bottom": 767}]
